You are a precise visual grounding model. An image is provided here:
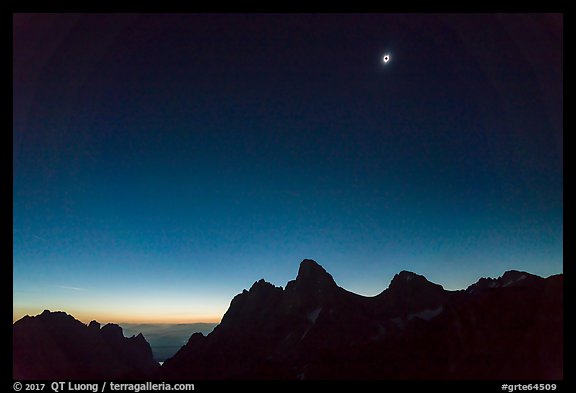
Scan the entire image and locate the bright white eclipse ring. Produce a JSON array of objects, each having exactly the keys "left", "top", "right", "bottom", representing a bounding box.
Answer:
[{"left": 382, "top": 54, "right": 390, "bottom": 63}]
